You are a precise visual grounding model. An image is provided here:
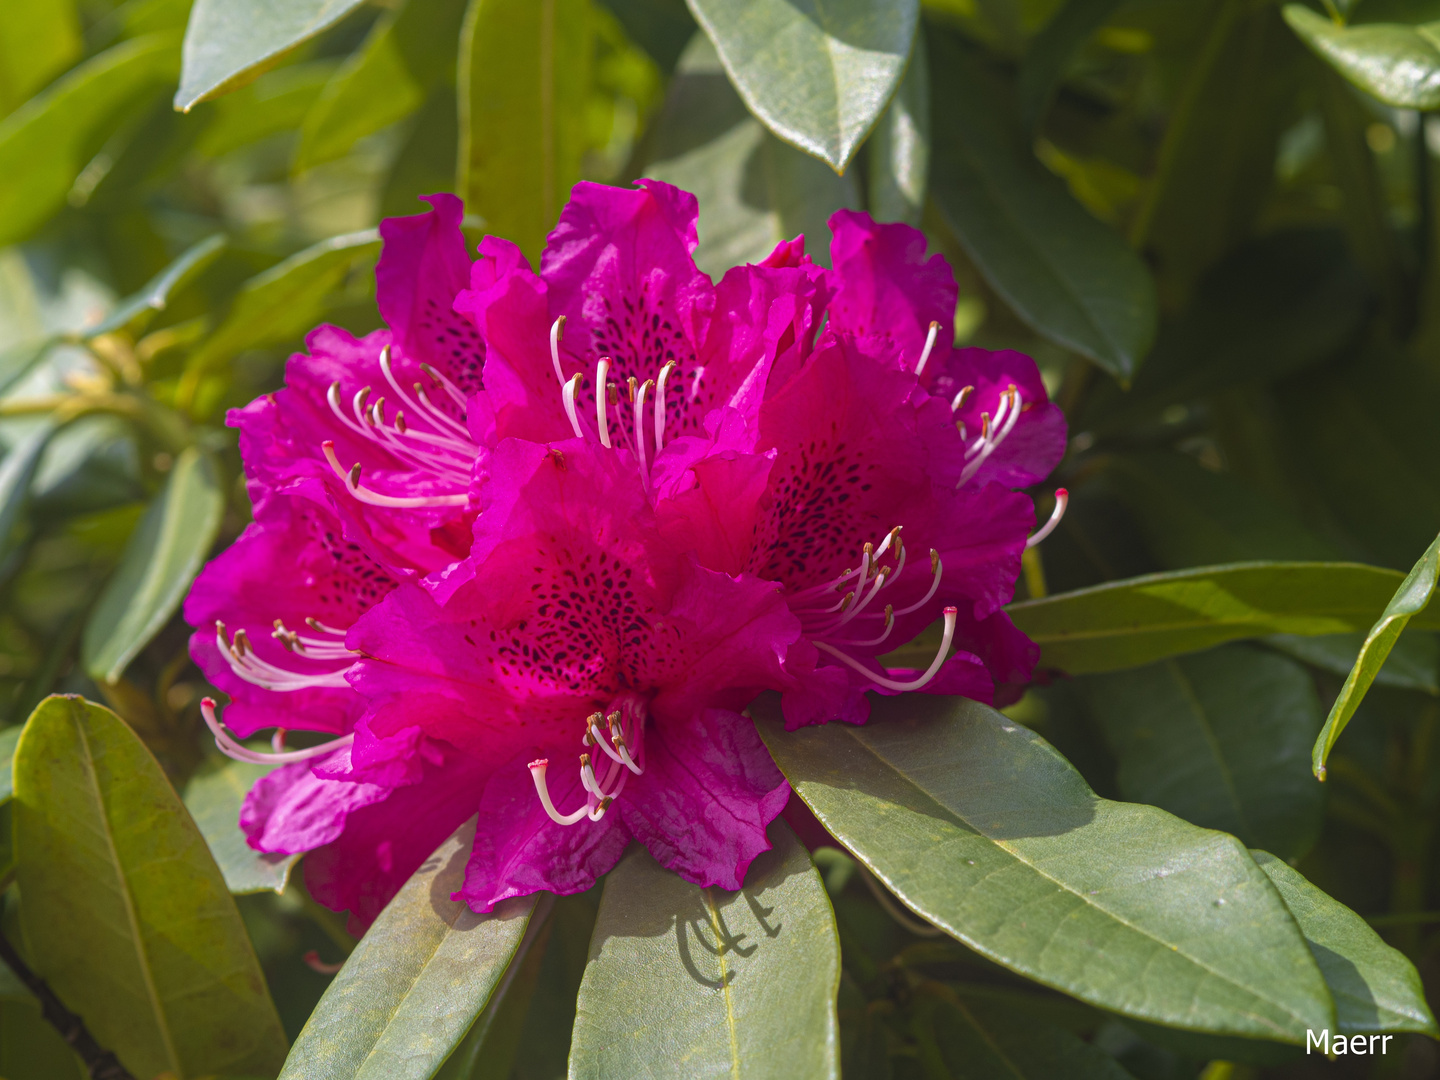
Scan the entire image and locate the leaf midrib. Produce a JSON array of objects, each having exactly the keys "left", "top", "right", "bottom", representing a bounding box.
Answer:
[
  {"left": 1164, "top": 659, "right": 1251, "bottom": 839},
  {"left": 702, "top": 888, "right": 742, "bottom": 1080},
  {"left": 74, "top": 702, "right": 182, "bottom": 1075},
  {"left": 832, "top": 724, "right": 1319, "bottom": 1034}
]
